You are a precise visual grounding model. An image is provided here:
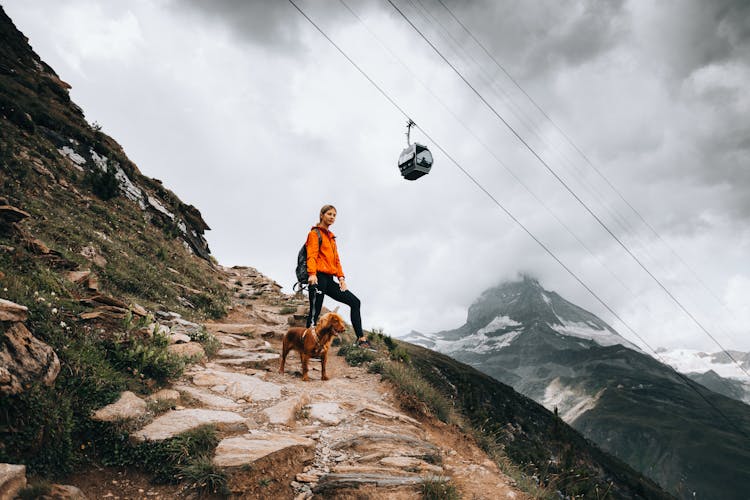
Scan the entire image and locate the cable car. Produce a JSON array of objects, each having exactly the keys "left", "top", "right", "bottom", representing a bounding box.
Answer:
[{"left": 398, "top": 120, "right": 433, "bottom": 180}]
